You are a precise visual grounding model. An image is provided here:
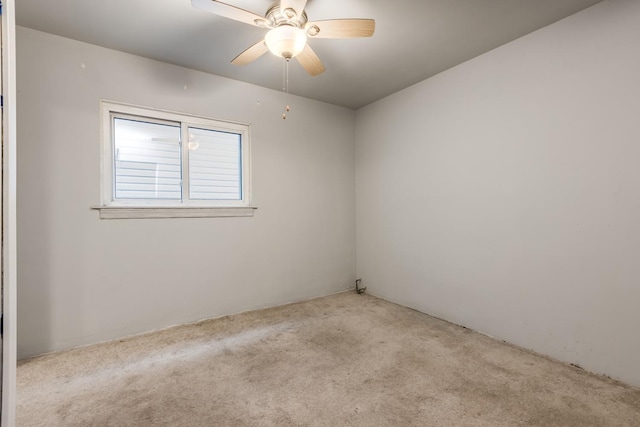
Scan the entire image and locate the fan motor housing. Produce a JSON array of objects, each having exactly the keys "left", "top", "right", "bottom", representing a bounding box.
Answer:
[{"left": 266, "top": 3, "right": 308, "bottom": 28}]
